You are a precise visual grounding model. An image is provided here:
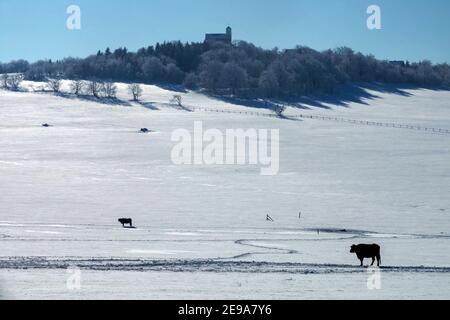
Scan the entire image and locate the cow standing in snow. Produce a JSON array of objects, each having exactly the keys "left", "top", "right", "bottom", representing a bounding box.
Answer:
[
  {"left": 350, "top": 244, "right": 381, "bottom": 267},
  {"left": 118, "top": 218, "right": 133, "bottom": 228}
]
